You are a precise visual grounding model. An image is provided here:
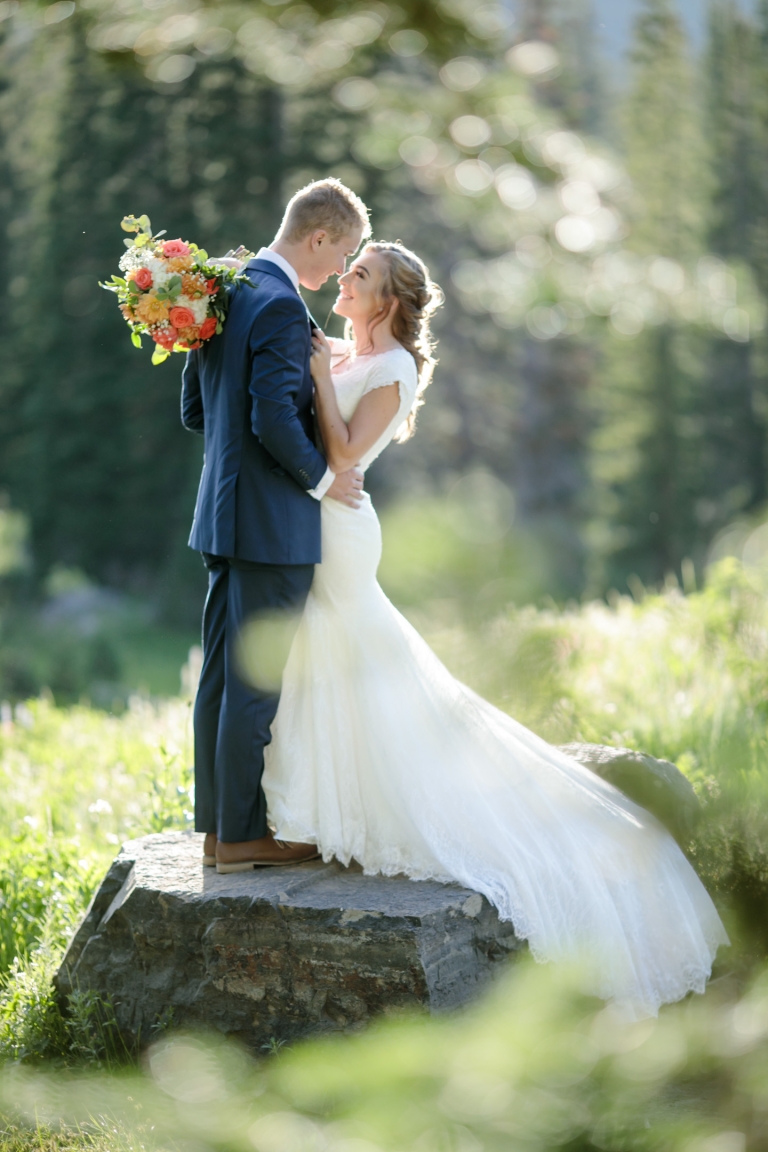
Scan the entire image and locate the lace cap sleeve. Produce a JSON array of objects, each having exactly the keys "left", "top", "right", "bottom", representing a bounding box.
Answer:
[{"left": 362, "top": 350, "right": 418, "bottom": 410}]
